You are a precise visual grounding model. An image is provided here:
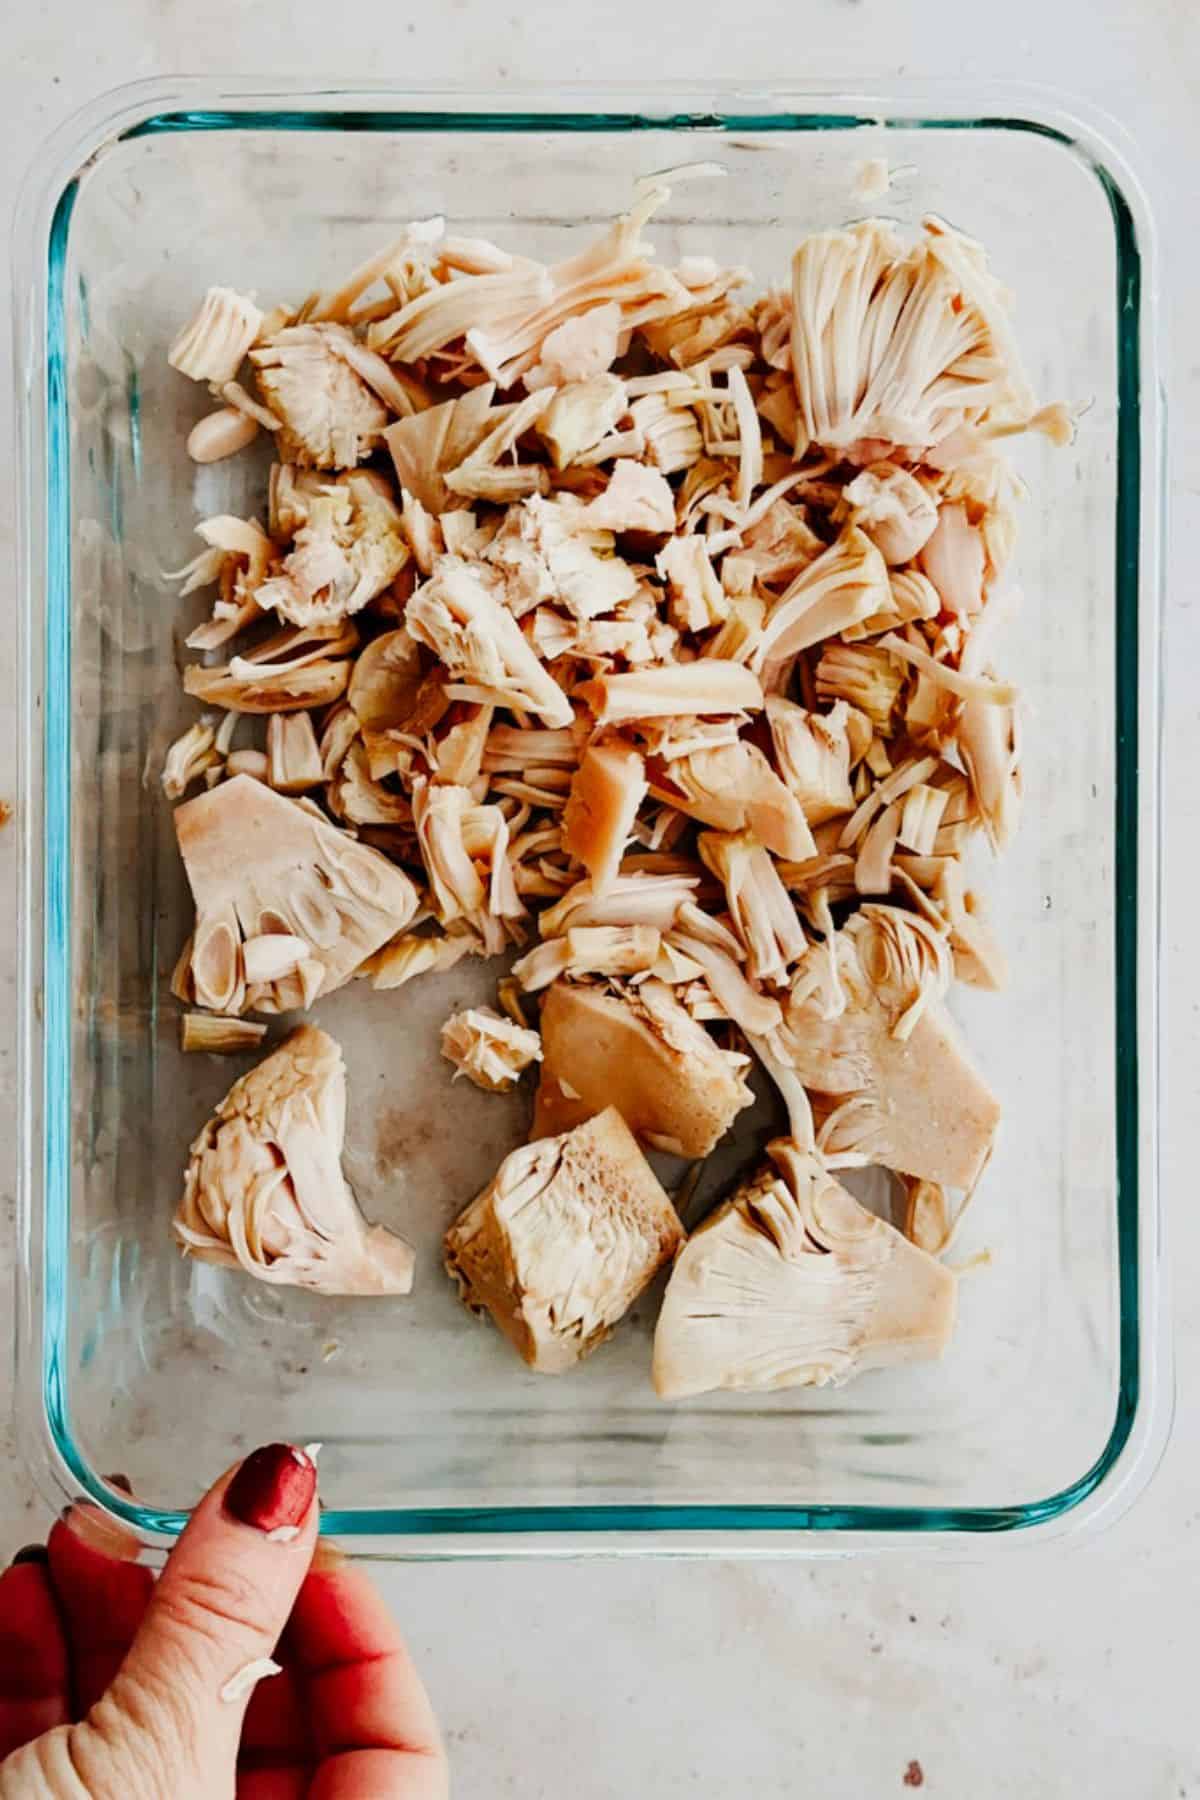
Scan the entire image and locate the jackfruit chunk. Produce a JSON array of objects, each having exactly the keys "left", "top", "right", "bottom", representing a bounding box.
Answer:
[
  {"left": 653, "top": 1139, "right": 956, "bottom": 1397},
  {"left": 174, "top": 775, "right": 419, "bottom": 1015},
  {"left": 532, "top": 978, "right": 753, "bottom": 1158},
  {"left": 175, "top": 1024, "right": 415, "bottom": 1295},
  {"left": 445, "top": 1106, "right": 683, "bottom": 1373}
]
